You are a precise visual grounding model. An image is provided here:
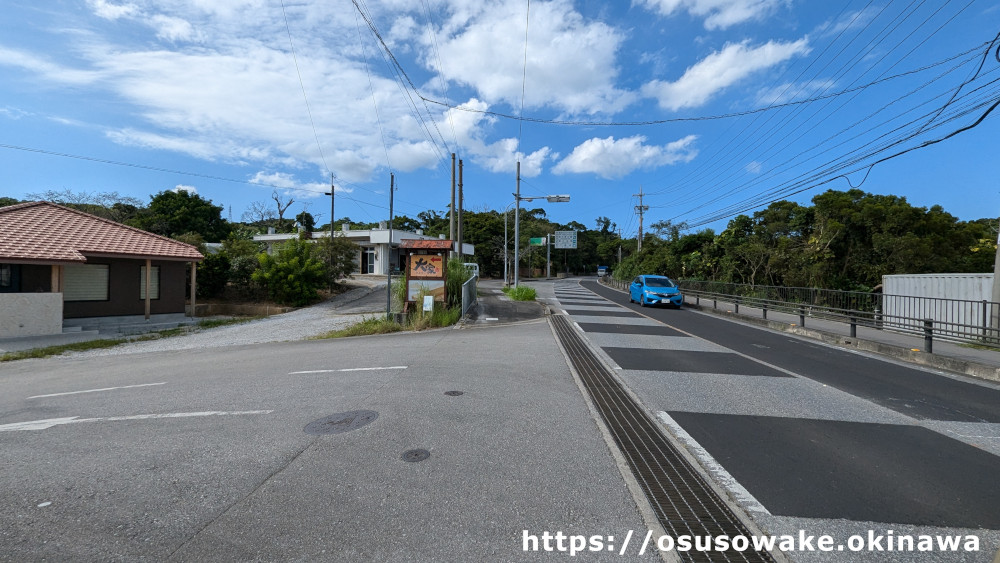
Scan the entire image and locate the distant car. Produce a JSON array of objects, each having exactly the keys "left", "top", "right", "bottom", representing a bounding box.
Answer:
[
  {"left": 463, "top": 262, "right": 479, "bottom": 277},
  {"left": 629, "top": 275, "right": 683, "bottom": 308},
  {"left": 597, "top": 266, "right": 609, "bottom": 277}
]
